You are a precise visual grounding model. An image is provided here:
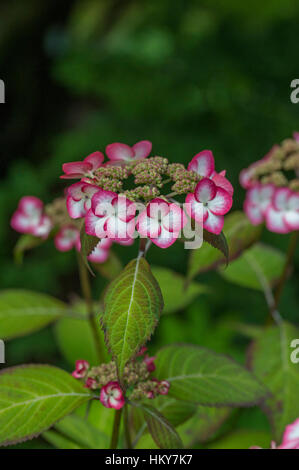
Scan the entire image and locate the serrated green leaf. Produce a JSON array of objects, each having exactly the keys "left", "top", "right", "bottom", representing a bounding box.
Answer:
[
  {"left": 55, "top": 301, "right": 108, "bottom": 367},
  {"left": 133, "top": 402, "right": 183, "bottom": 449},
  {"left": 14, "top": 234, "right": 44, "bottom": 264},
  {"left": 152, "top": 266, "right": 207, "bottom": 314},
  {"left": 79, "top": 224, "right": 99, "bottom": 274},
  {"left": 102, "top": 257, "right": 163, "bottom": 379},
  {"left": 0, "top": 290, "right": 66, "bottom": 340},
  {"left": 188, "top": 211, "right": 262, "bottom": 281},
  {"left": 155, "top": 344, "right": 267, "bottom": 406},
  {"left": 220, "top": 243, "right": 285, "bottom": 290},
  {"left": 249, "top": 322, "right": 299, "bottom": 440},
  {"left": 0, "top": 365, "right": 92, "bottom": 446}
]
